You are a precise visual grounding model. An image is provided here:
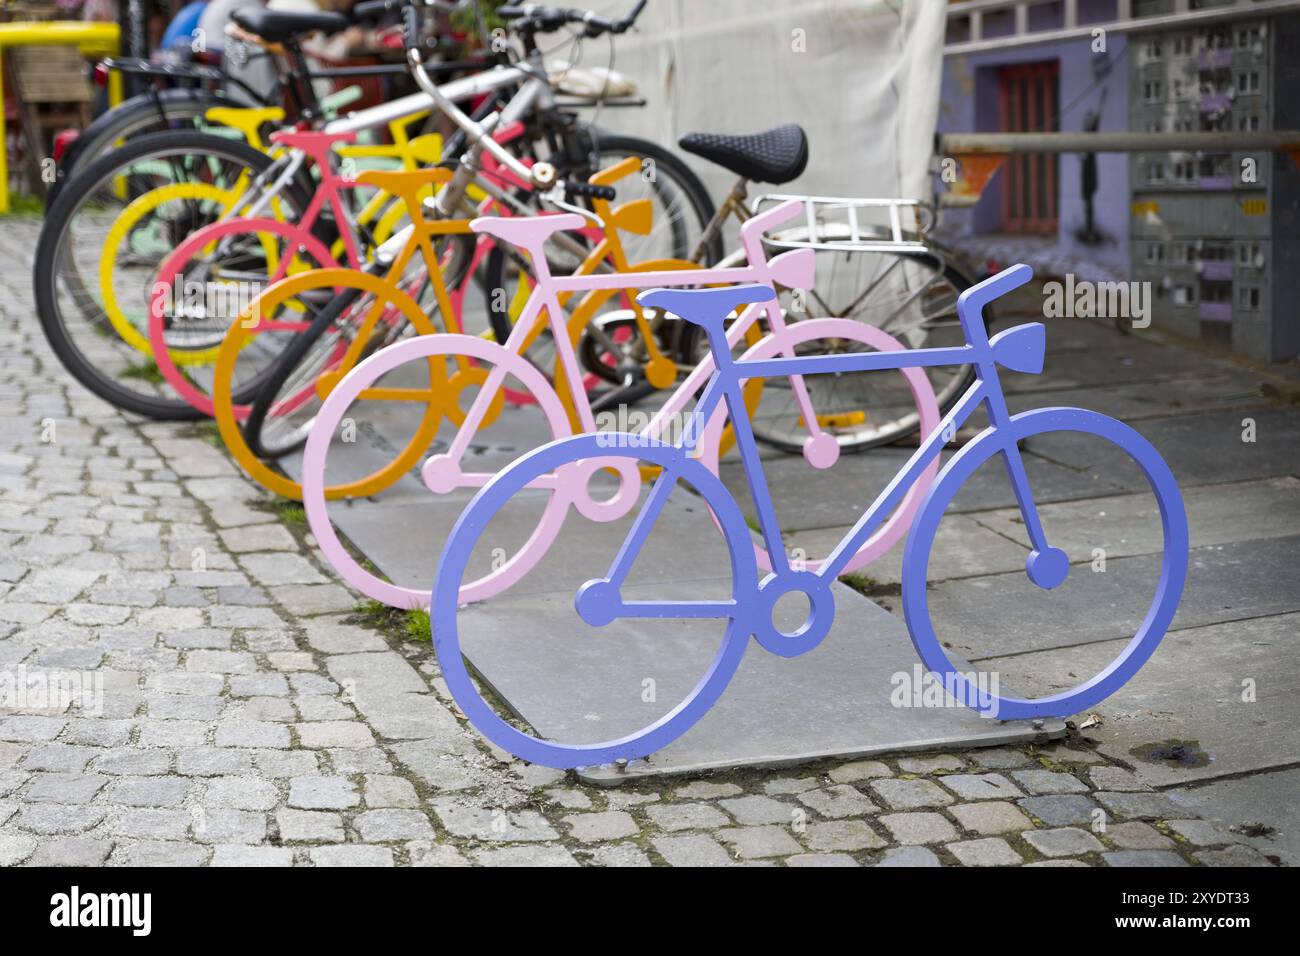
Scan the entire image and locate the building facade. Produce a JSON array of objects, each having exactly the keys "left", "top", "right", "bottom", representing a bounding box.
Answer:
[{"left": 937, "top": 0, "right": 1300, "bottom": 362}]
